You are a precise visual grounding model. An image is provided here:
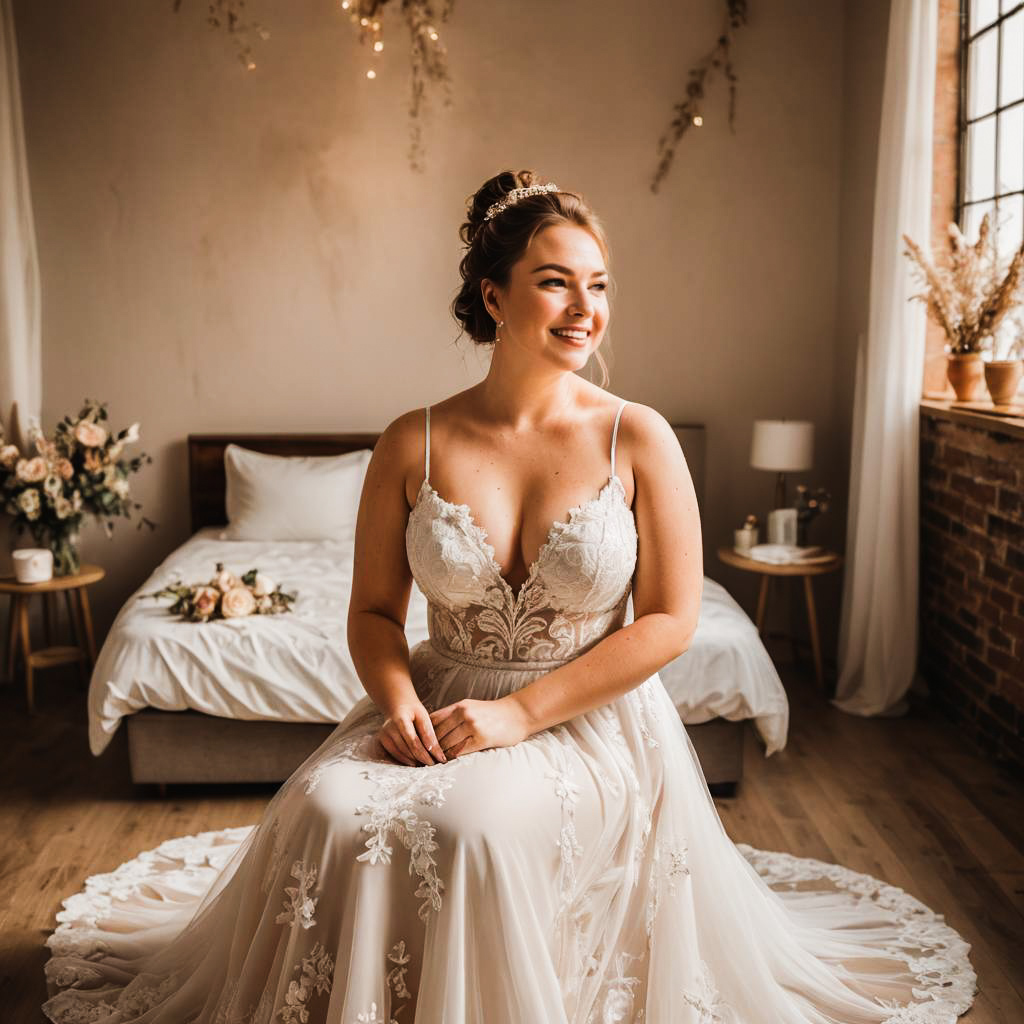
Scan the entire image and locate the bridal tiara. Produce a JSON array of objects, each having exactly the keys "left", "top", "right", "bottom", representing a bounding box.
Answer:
[{"left": 484, "top": 183, "right": 560, "bottom": 222}]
